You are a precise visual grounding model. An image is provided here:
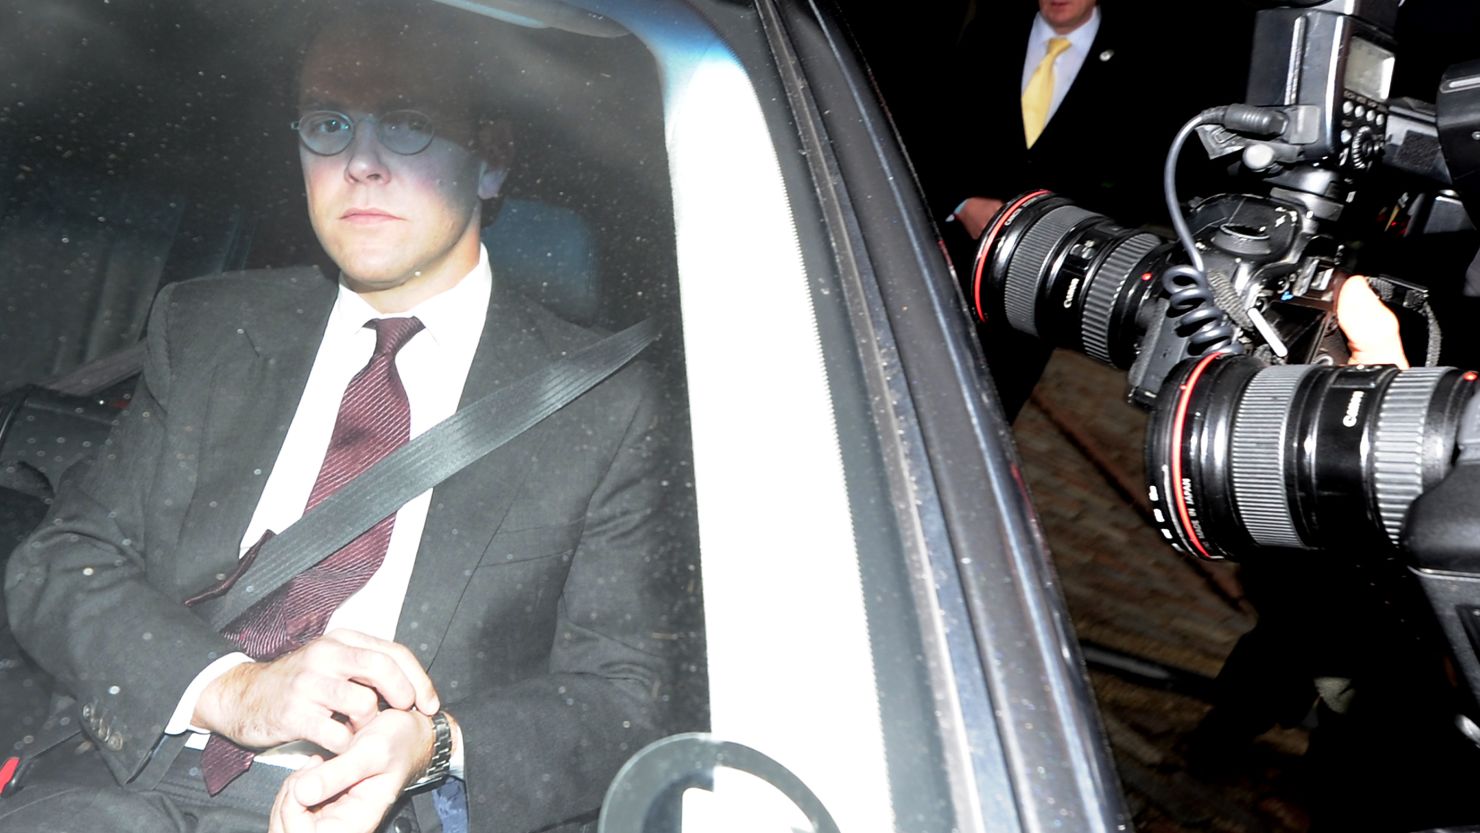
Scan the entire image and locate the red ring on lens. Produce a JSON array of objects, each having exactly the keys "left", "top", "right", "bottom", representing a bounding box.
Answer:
[
  {"left": 973, "top": 189, "right": 1052, "bottom": 323},
  {"left": 1168, "top": 352, "right": 1225, "bottom": 560}
]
